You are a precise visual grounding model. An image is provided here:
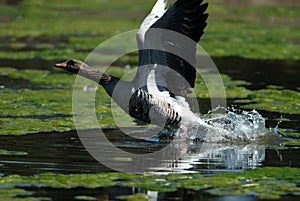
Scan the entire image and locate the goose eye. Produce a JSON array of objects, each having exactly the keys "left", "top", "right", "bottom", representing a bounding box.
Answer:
[{"left": 67, "top": 60, "right": 75, "bottom": 67}]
